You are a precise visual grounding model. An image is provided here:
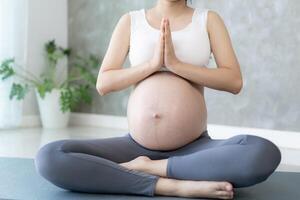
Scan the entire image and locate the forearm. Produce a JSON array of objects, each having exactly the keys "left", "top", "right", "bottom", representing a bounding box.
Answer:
[
  {"left": 96, "top": 61, "right": 155, "bottom": 95},
  {"left": 170, "top": 61, "right": 243, "bottom": 94}
]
